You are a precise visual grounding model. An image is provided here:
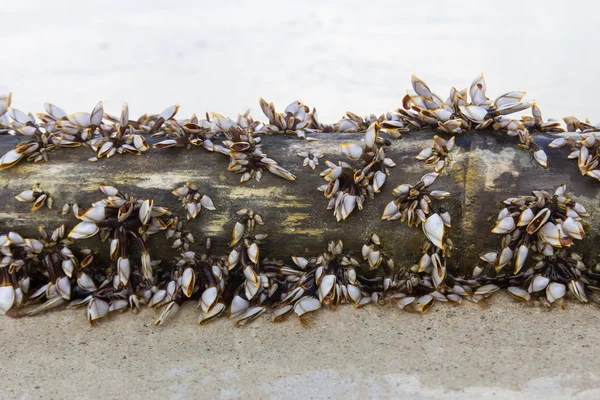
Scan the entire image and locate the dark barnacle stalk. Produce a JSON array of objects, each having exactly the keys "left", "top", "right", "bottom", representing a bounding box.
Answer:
[
  {"left": 23, "top": 225, "right": 96, "bottom": 316},
  {"left": 319, "top": 122, "right": 396, "bottom": 221},
  {"left": 500, "top": 251, "right": 597, "bottom": 307},
  {"left": 473, "top": 184, "right": 593, "bottom": 307}
]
